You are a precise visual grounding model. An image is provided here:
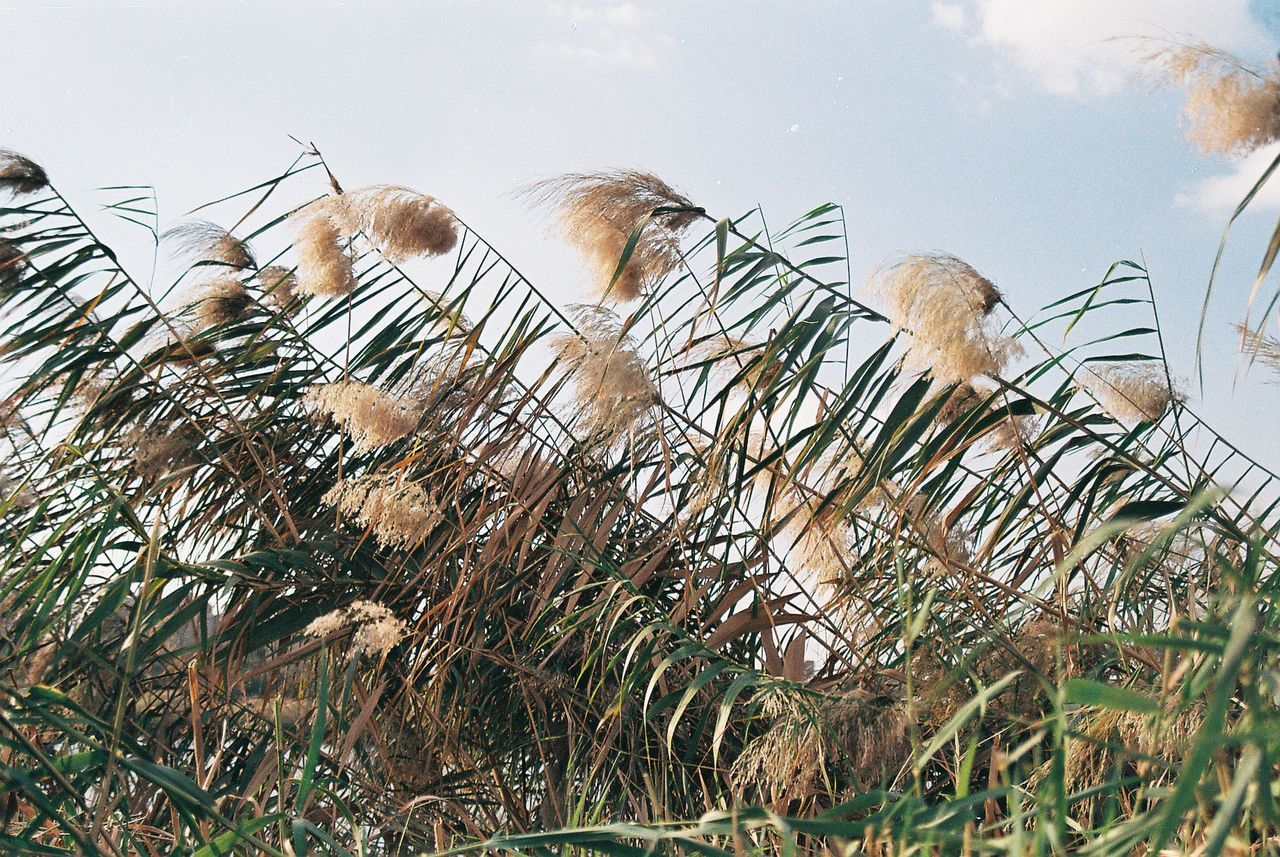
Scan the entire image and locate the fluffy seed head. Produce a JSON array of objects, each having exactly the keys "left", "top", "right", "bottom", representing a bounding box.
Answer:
[
  {"left": 1147, "top": 44, "right": 1280, "bottom": 156},
  {"left": 305, "top": 380, "right": 421, "bottom": 453},
  {"left": 257, "top": 265, "right": 298, "bottom": 306},
  {"left": 526, "top": 170, "right": 698, "bottom": 301},
  {"left": 1238, "top": 323, "right": 1280, "bottom": 378},
  {"left": 292, "top": 202, "right": 357, "bottom": 298},
  {"left": 189, "top": 274, "right": 253, "bottom": 331},
  {"left": 129, "top": 427, "right": 191, "bottom": 483},
  {"left": 0, "top": 149, "right": 49, "bottom": 196},
  {"left": 323, "top": 474, "right": 442, "bottom": 549},
  {"left": 328, "top": 185, "right": 458, "bottom": 262},
  {"left": 553, "top": 305, "right": 660, "bottom": 445},
  {"left": 163, "top": 219, "right": 256, "bottom": 270},
  {"left": 1, "top": 238, "right": 26, "bottom": 290},
  {"left": 1081, "top": 362, "right": 1184, "bottom": 424},
  {"left": 731, "top": 690, "right": 912, "bottom": 800},
  {"left": 872, "top": 254, "right": 1020, "bottom": 385},
  {"left": 304, "top": 599, "right": 408, "bottom": 658}
]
